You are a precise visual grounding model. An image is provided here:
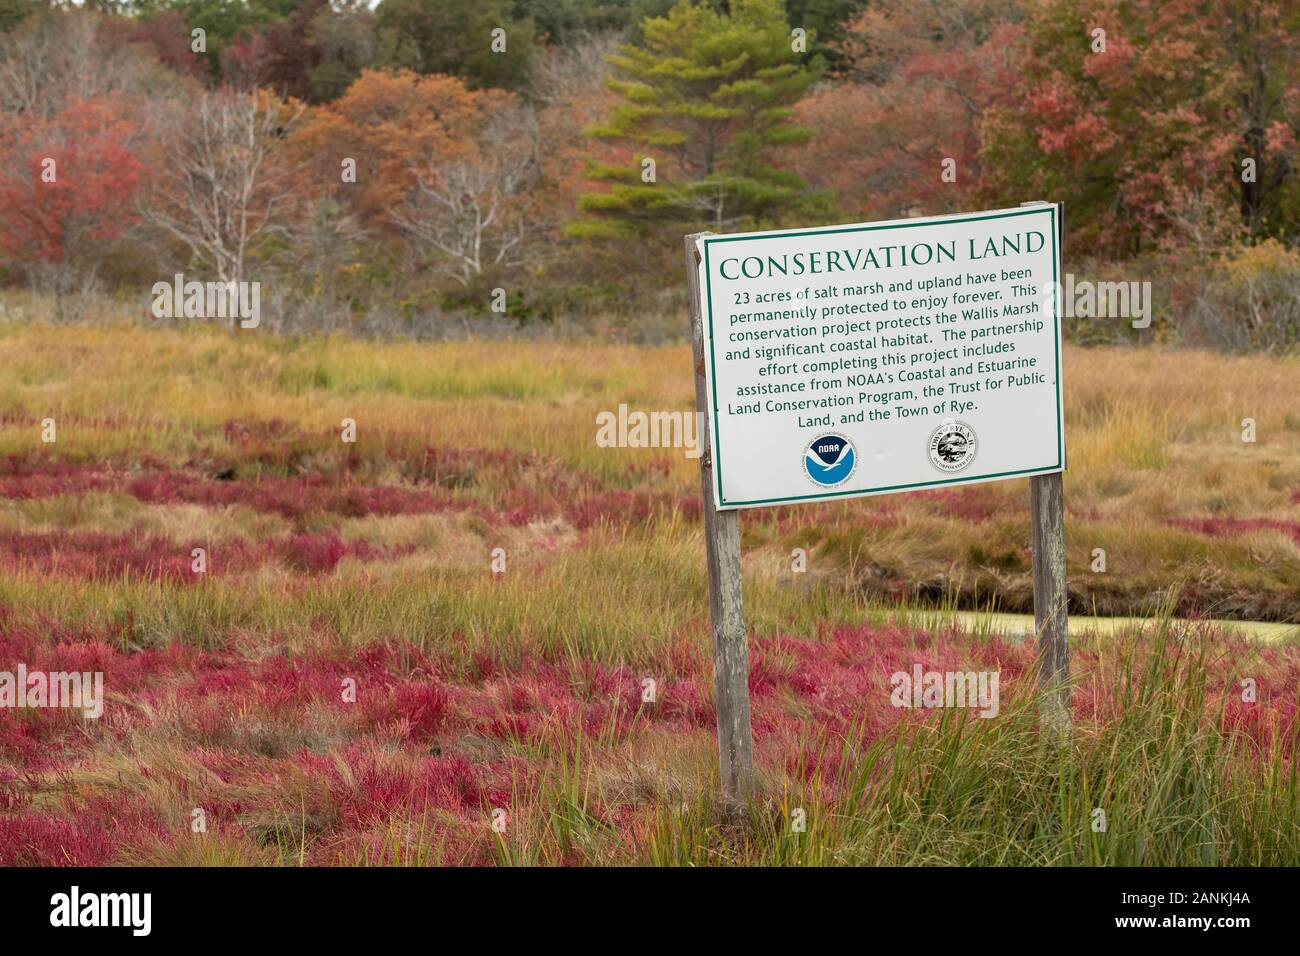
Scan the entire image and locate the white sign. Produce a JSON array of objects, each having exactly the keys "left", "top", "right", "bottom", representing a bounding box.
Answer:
[{"left": 696, "top": 204, "right": 1065, "bottom": 510}]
